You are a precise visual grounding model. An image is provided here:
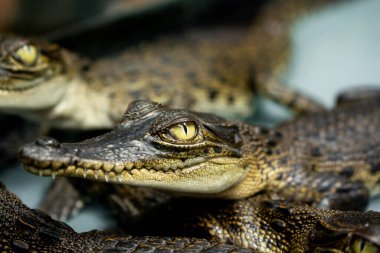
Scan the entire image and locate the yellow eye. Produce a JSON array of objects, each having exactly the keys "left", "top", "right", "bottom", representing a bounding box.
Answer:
[
  {"left": 352, "top": 238, "right": 379, "bottom": 253},
  {"left": 14, "top": 44, "right": 38, "bottom": 66},
  {"left": 169, "top": 122, "right": 197, "bottom": 141}
]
